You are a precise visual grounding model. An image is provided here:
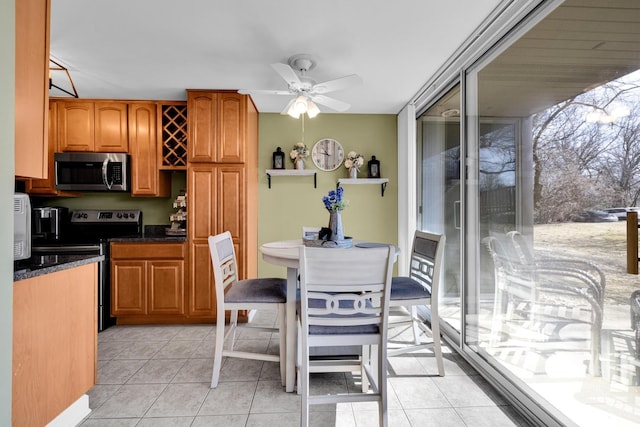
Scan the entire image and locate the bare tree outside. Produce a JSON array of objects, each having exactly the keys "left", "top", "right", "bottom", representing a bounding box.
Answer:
[{"left": 533, "top": 71, "right": 640, "bottom": 224}]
